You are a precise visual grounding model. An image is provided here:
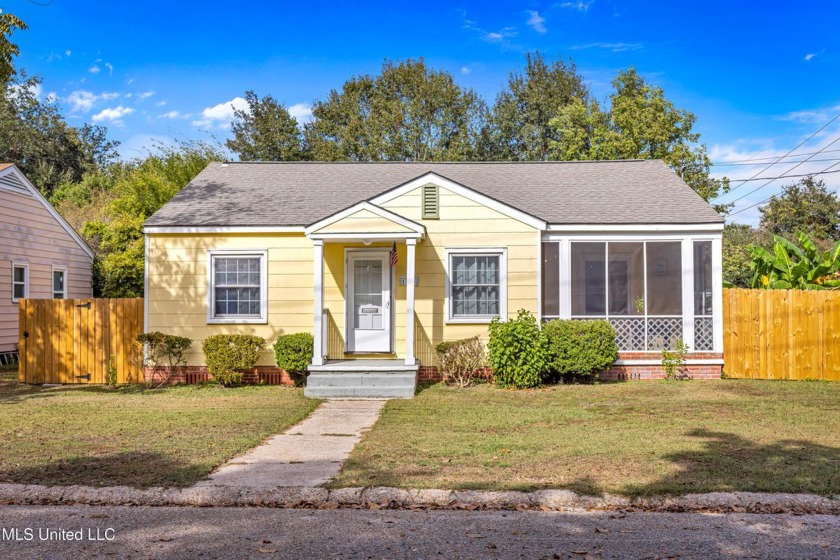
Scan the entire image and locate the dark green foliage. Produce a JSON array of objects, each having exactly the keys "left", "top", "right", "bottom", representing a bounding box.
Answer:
[
  {"left": 136, "top": 331, "right": 193, "bottom": 388},
  {"left": 759, "top": 176, "right": 840, "bottom": 243},
  {"left": 227, "top": 90, "right": 307, "bottom": 161},
  {"left": 749, "top": 232, "right": 840, "bottom": 290},
  {"left": 435, "top": 336, "right": 486, "bottom": 388},
  {"left": 487, "top": 310, "right": 547, "bottom": 389},
  {"left": 202, "top": 334, "right": 266, "bottom": 387},
  {"left": 273, "top": 333, "right": 314, "bottom": 385},
  {"left": 543, "top": 319, "right": 618, "bottom": 380},
  {"left": 0, "top": 11, "right": 26, "bottom": 85}
]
